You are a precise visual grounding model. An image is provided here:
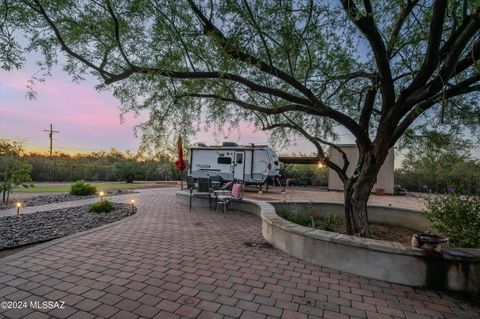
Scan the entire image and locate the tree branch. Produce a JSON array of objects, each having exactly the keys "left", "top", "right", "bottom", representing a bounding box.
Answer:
[
  {"left": 105, "top": 0, "right": 135, "bottom": 69},
  {"left": 106, "top": 67, "right": 314, "bottom": 107},
  {"left": 184, "top": 0, "right": 366, "bottom": 142},
  {"left": 340, "top": 0, "right": 395, "bottom": 108},
  {"left": 359, "top": 88, "right": 377, "bottom": 132},
  {"left": 241, "top": 0, "right": 273, "bottom": 67},
  {"left": 30, "top": 0, "right": 114, "bottom": 81},
  {"left": 397, "top": 11, "right": 480, "bottom": 115},
  {"left": 387, "top": 0, "right": 419, "bottom": 58},
  {"left": 392, "top": 74, "right": 480, "bottom": 143},
  {"left": 174, "top": 93, "right": 323, "bottom": 116},
  {"left": 452, "top": 40, "right": 480, "bottom": 76},
  {"left": 186, "top": 0, "right": 320, "bottom": 103},
  {"left": 401, "top": 0, "right": 447, "bottom": 94}
]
